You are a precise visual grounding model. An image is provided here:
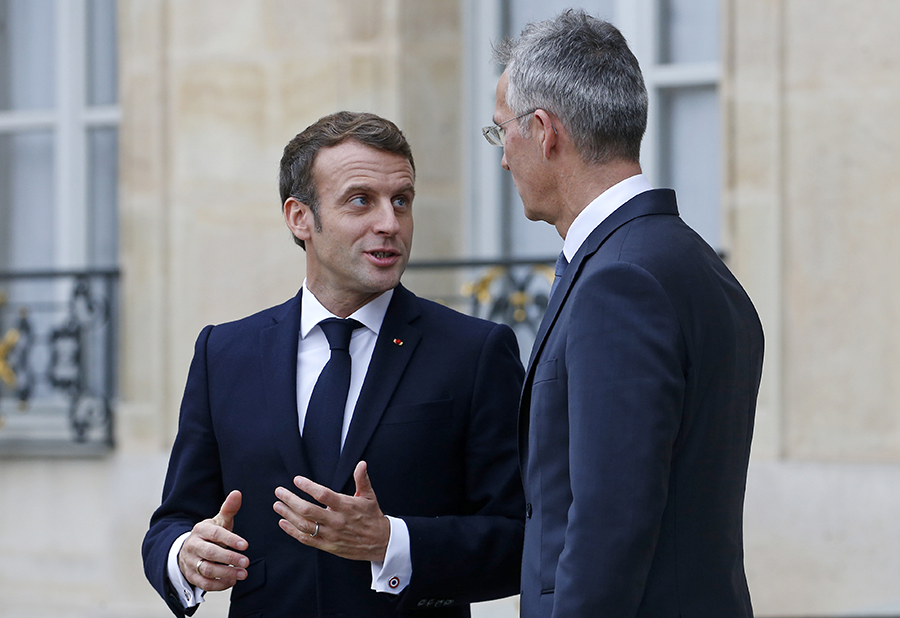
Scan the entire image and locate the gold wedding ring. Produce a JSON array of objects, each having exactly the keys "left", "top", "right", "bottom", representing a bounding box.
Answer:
[{"left": 196, "top": 558, "right": 206, "bottom": 575}]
